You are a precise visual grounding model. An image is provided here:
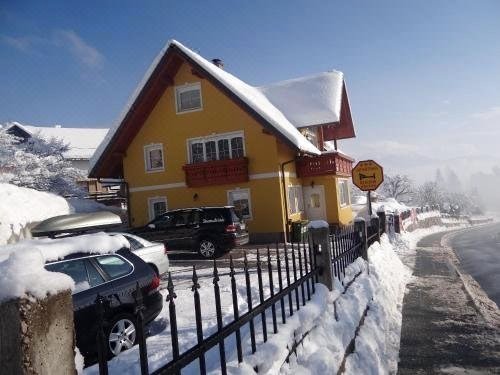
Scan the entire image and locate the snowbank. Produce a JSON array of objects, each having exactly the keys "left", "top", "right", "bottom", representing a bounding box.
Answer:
[
  {"left": 0, "top": 183, "right": 72, "bottom": 244},
  {"left": 0, "top": 232, "right": 129, "bottom": 303}
]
